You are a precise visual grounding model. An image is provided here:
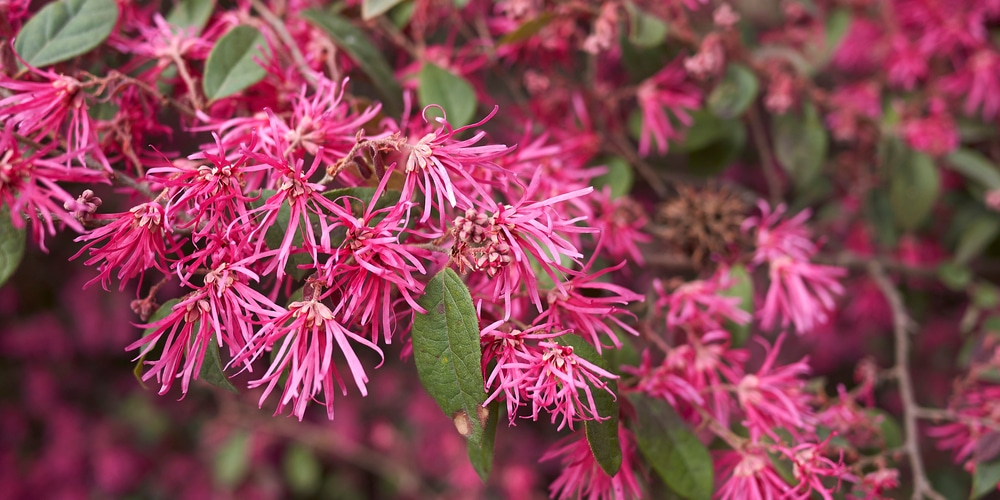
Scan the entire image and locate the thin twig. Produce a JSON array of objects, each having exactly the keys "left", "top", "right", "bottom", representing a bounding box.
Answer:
[
  {"left": 869, "top": 261, "right": 946, "bottom": 500},
  {"left": 250, "top": 0, "right": 317, "bottom": 87}
]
